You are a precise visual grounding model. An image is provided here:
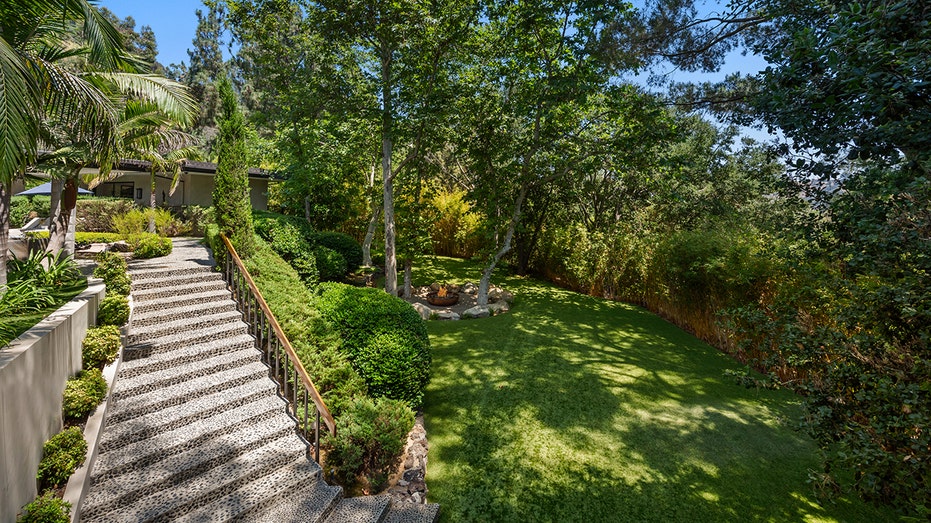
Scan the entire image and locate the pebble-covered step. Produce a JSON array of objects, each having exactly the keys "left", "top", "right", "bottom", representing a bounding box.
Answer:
[
  {"left": 98, "top": 378, "right": 278, "bottom": 449},
  {"left": 129, "top": 265, "right": 215, "bottom": 281},
  {"left": 131, "top": 298, "right": 239, "bottom": 328},
  {"left": 110, "top": 347, "right": 262, "bottom": 399},
  {"left": 116, "top": 333, "right": 256, "bottom": 379},
  {"left": 82, "top": 435, "right": 309, "bottom": 522},
  {"left": 173, "top": 460, "right": 341, "bottom": 523},
  {"left": 91, "top": 396, "right": 290, "bottom": 482},
  {"left": 130, "top": 269, "right": 223, "bottom": 291},
  {"left": 325, "top": 494, "right": 391, "bottom": 523},
  {"left": 126, "top": 309, "right": 246, "bottom": 346},
  {"left": 131, "top": 288, "right": 233, "bottom": 315},
  {"left": 130, "top": 278, "right": 228, "bottom": 302},
  {"left": 383, "top": 503, "right": 442, "bottom": 523},
  {"left": 123, "top": 322, "right": 249, "bottom": 358}
]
